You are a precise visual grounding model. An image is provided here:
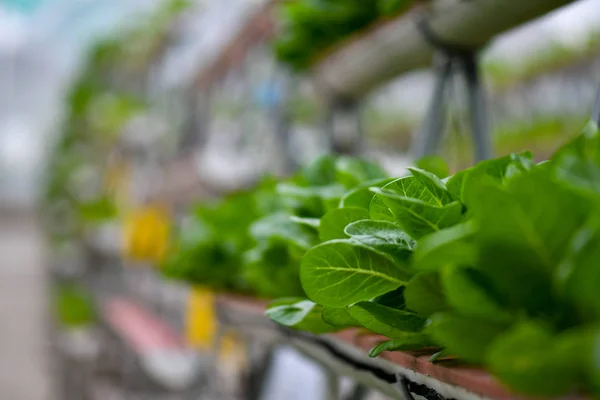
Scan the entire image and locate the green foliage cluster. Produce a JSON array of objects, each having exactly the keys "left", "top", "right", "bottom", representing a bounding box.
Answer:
[
  {"left": 42, "top": 0, "right": 189, "bottom": 234},
  {"left": 43, "top": 64, "right": 140, "bottom": 234},
  {"left": 274, "top": 0, "right": 413, "bottom": 70},
  {"left": 53, "top": 285, "right": 96, "bottom": 328},
  {"left": 161, "top": 156, "right": 388, "bottom": 299},
  {"left": 166, "top": 120, "right": 600, "bottom": 395},
  {"left": 266, "top": 120, "right": 600, "bottom": 396}
]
